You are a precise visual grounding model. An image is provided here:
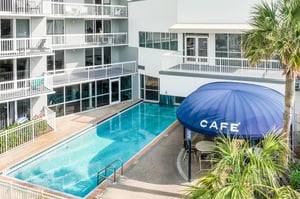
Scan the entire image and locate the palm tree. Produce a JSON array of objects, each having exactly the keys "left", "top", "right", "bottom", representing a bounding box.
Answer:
[
  {"left": 242, "top": 0, "right": 300, "bottom": 143},
  {"left": 184, "top": 130, "right": 299, "bottom": 199}
]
